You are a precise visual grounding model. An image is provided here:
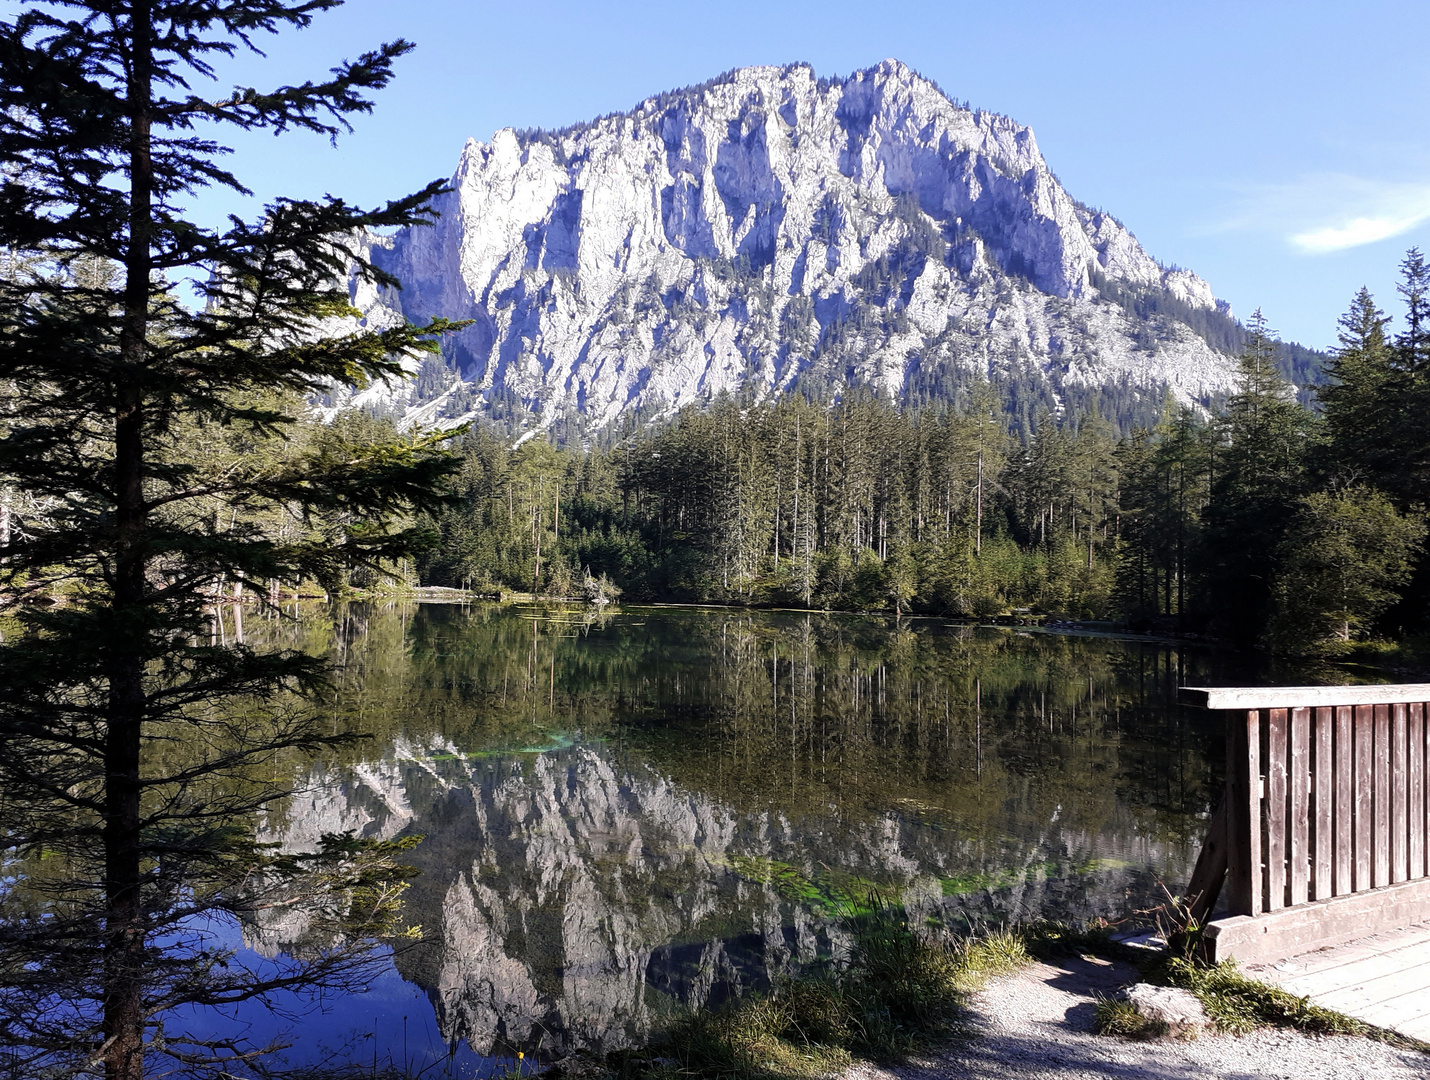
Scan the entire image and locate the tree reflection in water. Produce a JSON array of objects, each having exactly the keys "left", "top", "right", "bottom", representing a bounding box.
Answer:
[{"left": 242, "top": 603, "right": 1281, "bottom": 1060}]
